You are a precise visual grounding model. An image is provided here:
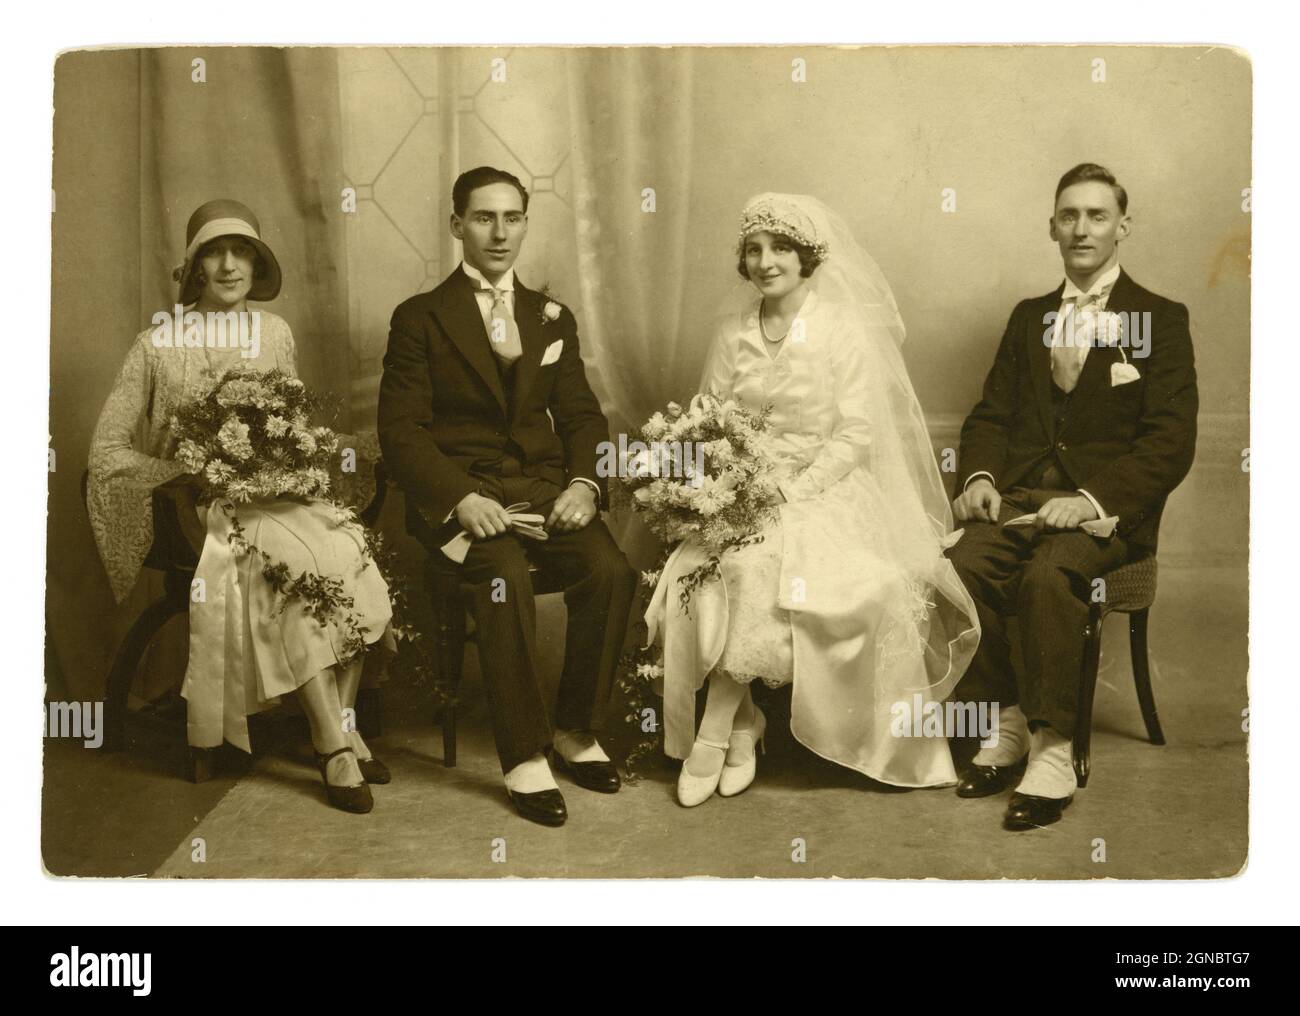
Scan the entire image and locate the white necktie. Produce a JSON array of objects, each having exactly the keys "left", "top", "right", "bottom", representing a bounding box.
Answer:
[
  {"left": 488, "top": 287, "right": 523, "bottom": 364},
  {"left": 1051, "top": 292, "right": 1101, "bottom": 393}
]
